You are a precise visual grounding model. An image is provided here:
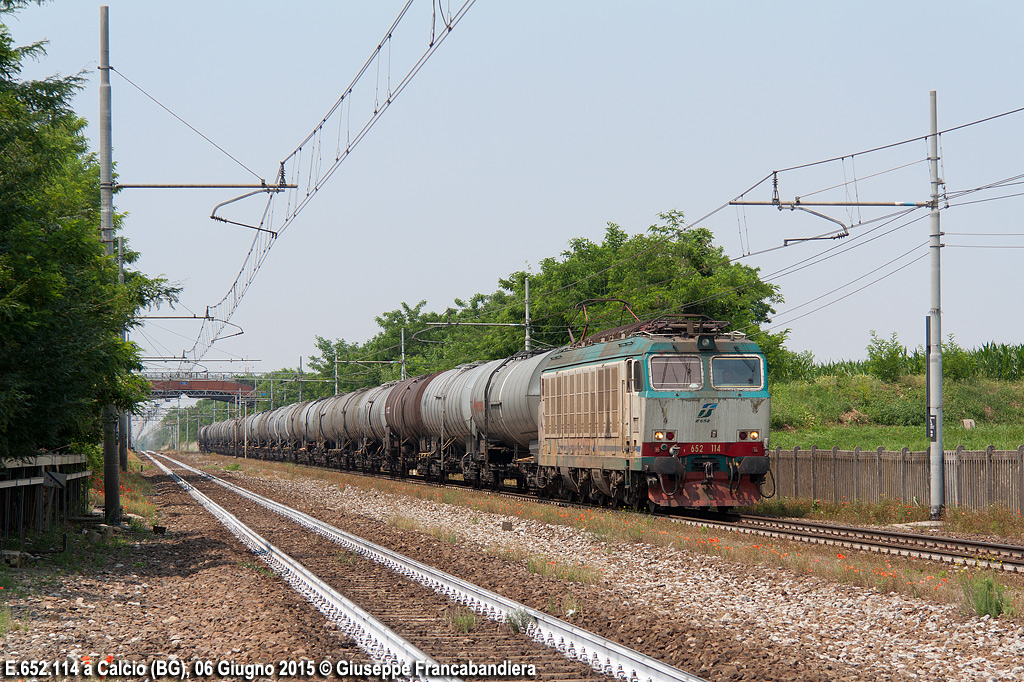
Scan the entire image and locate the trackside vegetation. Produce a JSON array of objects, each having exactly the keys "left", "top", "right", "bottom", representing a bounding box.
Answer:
[
  {"left": 0, "top": 1, "right": 178, "bottom": 459},
  {"left": 769, "top": 331, "right": 1024, "bottom": 451}
]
